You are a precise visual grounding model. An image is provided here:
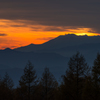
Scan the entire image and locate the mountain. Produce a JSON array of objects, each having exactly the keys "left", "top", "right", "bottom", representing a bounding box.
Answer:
[
  {"left": 14, "top": 34, "right": 100, "bottom": 66},
  {"left": 1, "top": 34, "right": 100, "bottom": 87},
  {"left": 14, "top": 34, "right": 100, "bottom": 53},
  {"left": 0, "top": 48, "right": 68, "bottom": 87}
]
